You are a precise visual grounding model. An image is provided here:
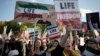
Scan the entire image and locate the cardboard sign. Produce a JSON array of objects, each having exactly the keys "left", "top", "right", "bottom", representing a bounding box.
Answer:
[{"left": 54, "top": 0, "right": 81, "bottom": 29}]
